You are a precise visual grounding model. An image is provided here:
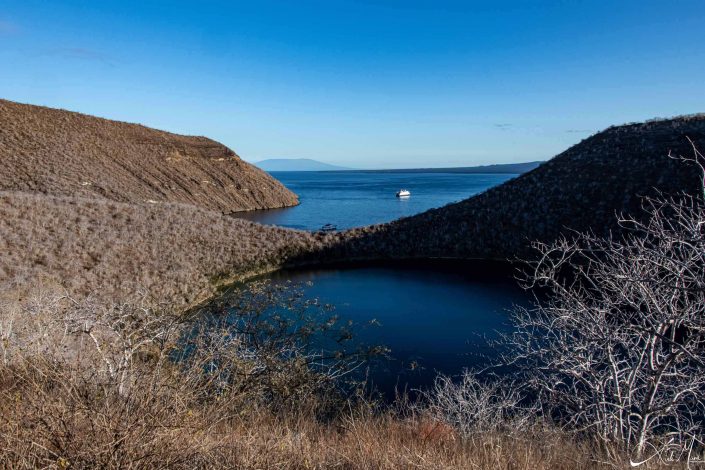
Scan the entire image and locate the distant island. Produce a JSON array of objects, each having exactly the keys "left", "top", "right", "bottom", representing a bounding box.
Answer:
[
  {"left": 254, "top": 158, "right": 352, "bottom": 172},
  {"left": 350, "top": 161, "right": 544, "bottom": 174},
  {"left": 255, "top": 158, "right": 542, "bottom": 174}
]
